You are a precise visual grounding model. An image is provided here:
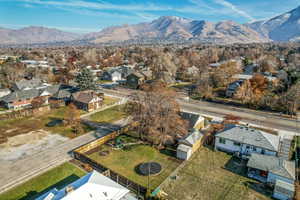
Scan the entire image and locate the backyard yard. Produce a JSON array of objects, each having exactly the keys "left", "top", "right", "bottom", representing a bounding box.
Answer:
[
  {"left": 86, "top": 135, "right": 182, "bottom": 190},
  {"left": 0, "top": 162, "right": 86, "bottom": 200},
  {"left": 0, "top": 106, "right": 93, "bottom": 140},
  {"left": 161, "top": 148, "right": 272, "bottom": 200},
  {"left": 89, "top": 105, "right": 127, "bottom": 123}
]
